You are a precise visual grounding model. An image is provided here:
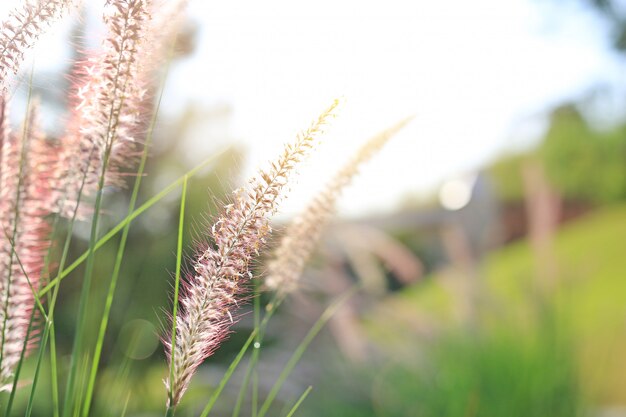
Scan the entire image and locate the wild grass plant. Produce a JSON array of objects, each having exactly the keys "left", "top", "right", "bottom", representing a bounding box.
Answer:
[{"left": 0, "top": 1, "right": 409, "bottom": 416}]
